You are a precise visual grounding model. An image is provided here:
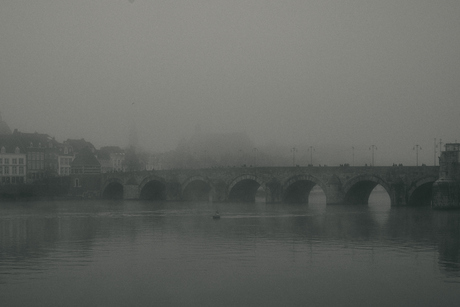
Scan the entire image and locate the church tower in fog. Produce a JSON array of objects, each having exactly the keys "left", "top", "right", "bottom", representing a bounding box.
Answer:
[{"left": 128, "top": 122, "right": 139, "bottom": 149}]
